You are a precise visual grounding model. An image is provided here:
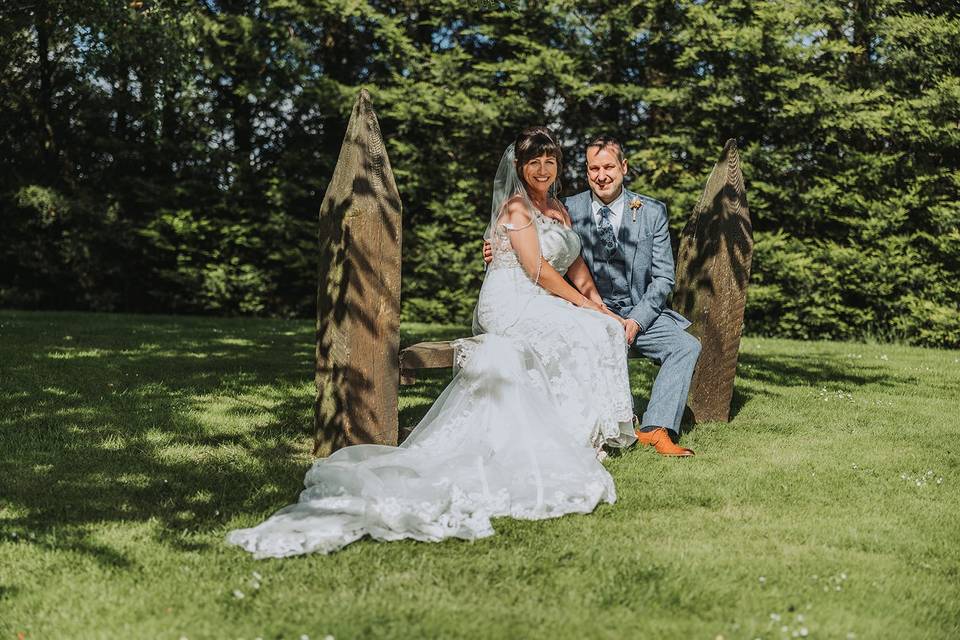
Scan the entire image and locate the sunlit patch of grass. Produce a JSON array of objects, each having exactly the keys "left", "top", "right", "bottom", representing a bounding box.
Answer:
[{"left": 1, "top": 310, "right": 958, "bottom": 639}]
